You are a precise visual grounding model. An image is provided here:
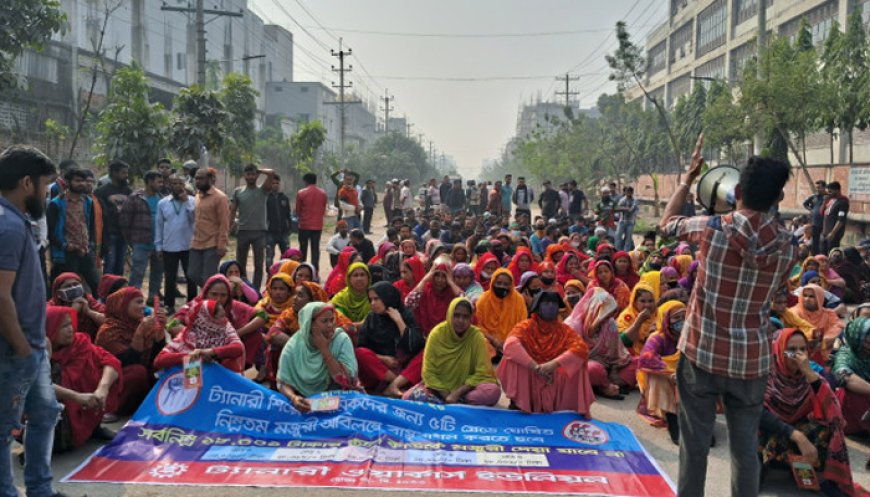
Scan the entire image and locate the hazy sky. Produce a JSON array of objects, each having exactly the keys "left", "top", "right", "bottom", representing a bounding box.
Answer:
[{"left": 249, "top": 0, "right": 668, "bottom": 177}]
